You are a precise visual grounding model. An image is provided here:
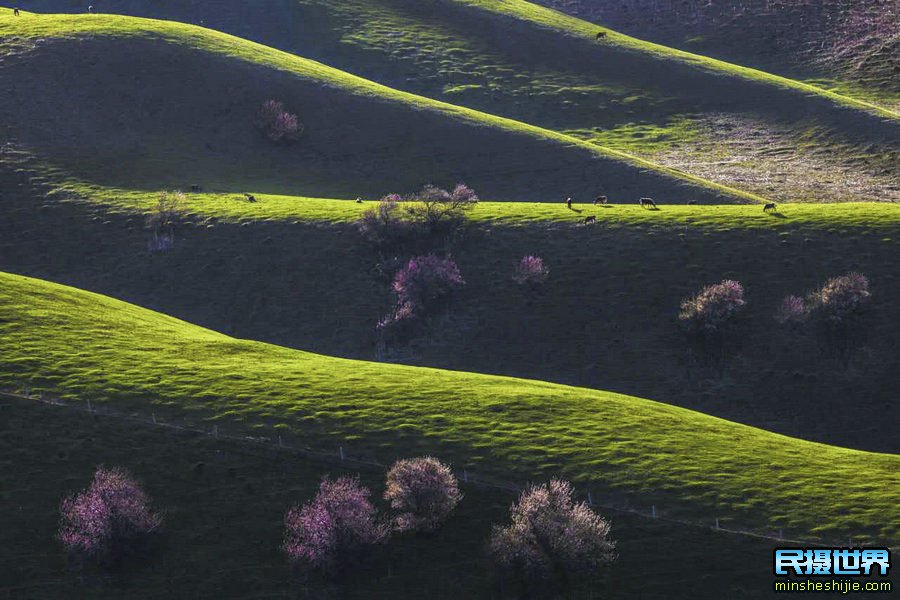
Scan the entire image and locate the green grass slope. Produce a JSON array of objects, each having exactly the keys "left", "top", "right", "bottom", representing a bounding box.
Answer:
[
  {"left": 1, "top": 271, "right": 898, "bottom": 544},
  {"left": 2, "top": 167, "right": 897, "bottom": 453},
  {"left": 529, "top": 0, "right": 900, "bottom": 104},
  {"left": 2, "top": 396, "right": 797, "bottom": 599},
  {"left": 0, "top": 12, "right": 757, "bottom": 204},
  {"left": 13, "top": 0, "right": 899, "bottom": 203}
]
